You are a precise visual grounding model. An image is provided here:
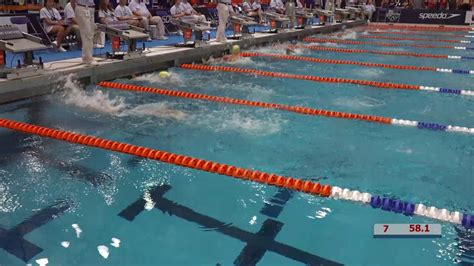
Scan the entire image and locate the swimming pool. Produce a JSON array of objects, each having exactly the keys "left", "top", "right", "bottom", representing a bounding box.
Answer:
[{"left": 0, "top": 25, "right": 473, "bottom": 265}]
